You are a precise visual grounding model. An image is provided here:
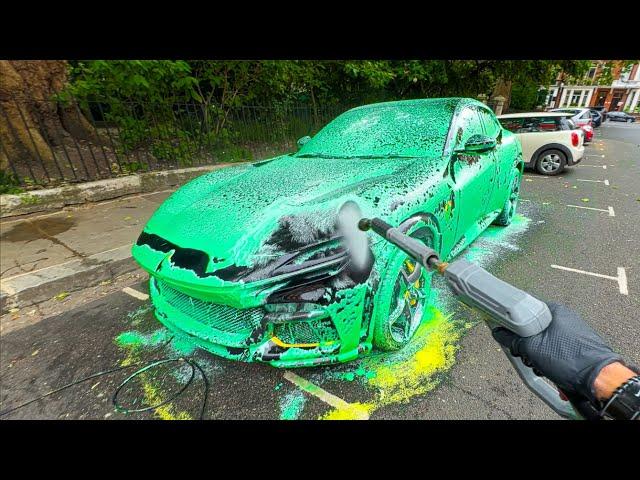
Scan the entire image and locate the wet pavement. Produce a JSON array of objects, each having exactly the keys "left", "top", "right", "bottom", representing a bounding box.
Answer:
[{"left": 1, "top": 122, "right": 638, "bottom": 420}]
